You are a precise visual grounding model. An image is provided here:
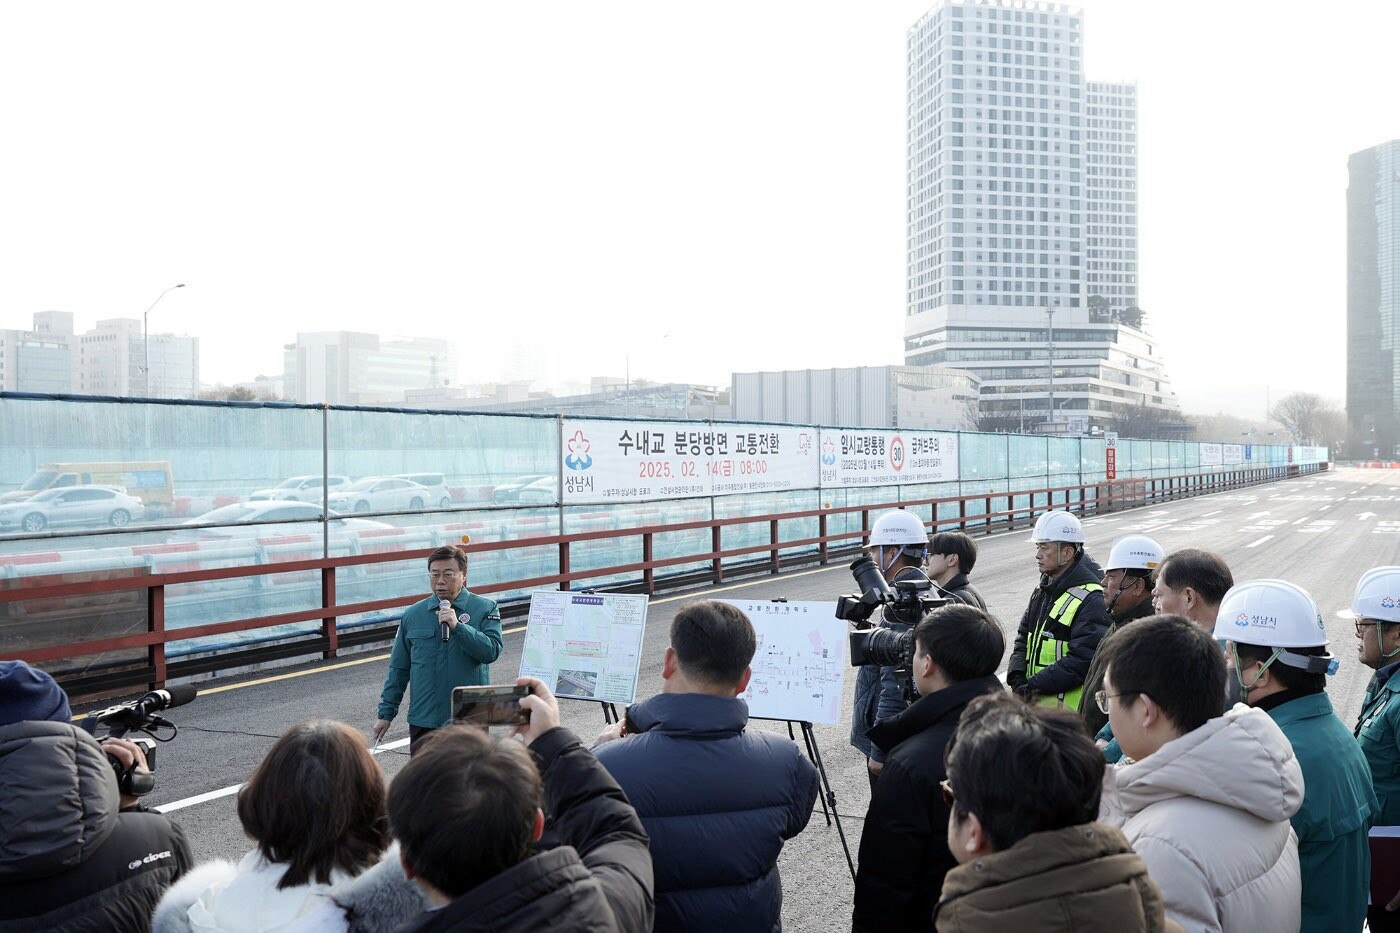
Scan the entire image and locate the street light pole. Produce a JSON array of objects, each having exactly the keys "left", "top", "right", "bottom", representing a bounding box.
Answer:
[
  {"left": 1045, "top": 306, "right": 1056, "bottom": 425},
  {"left": 142, "top": 283, "right": 185, "bottom": 396}
]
